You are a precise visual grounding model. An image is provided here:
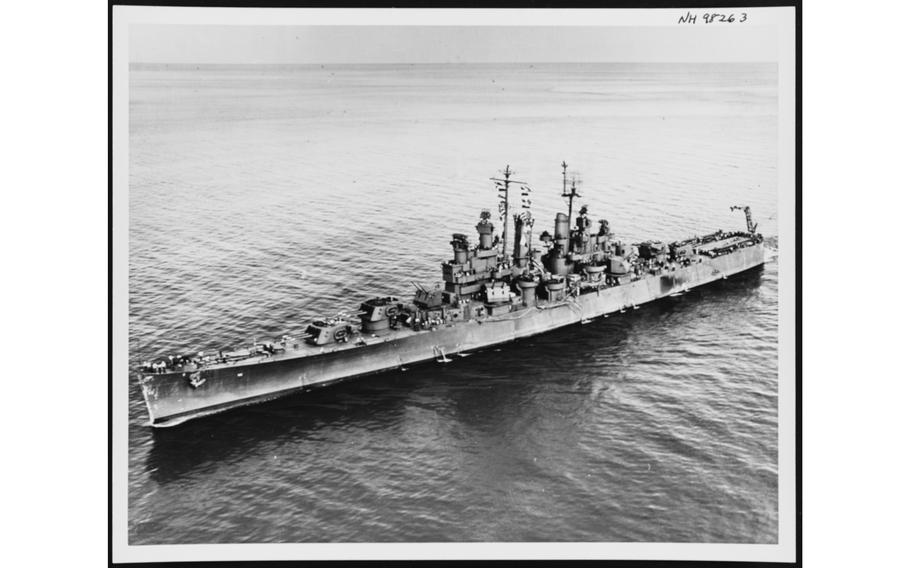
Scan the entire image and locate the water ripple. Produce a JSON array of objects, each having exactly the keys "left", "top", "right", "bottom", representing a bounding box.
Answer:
[{"left": 128, "top": 62, "right": 778, "bottom": 545}]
